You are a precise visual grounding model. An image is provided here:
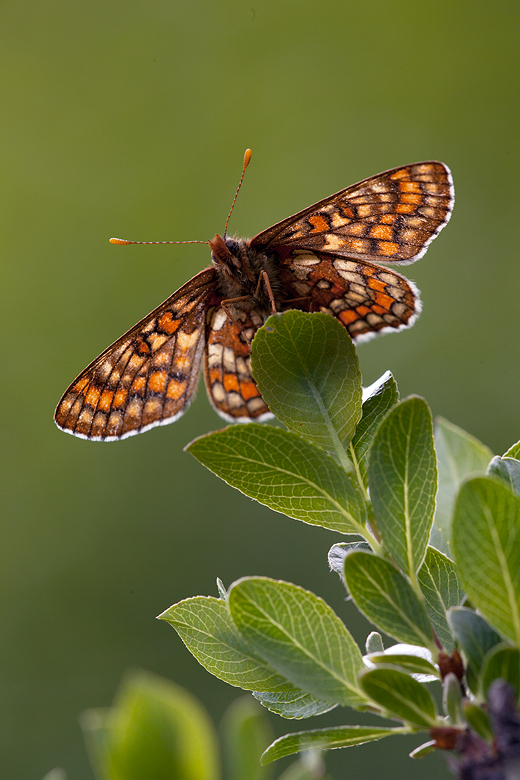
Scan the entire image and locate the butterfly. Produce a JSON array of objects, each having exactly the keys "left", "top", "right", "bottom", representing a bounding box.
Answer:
[{"left": 54, "top": 151, "right": 454, "bottom": 441}]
